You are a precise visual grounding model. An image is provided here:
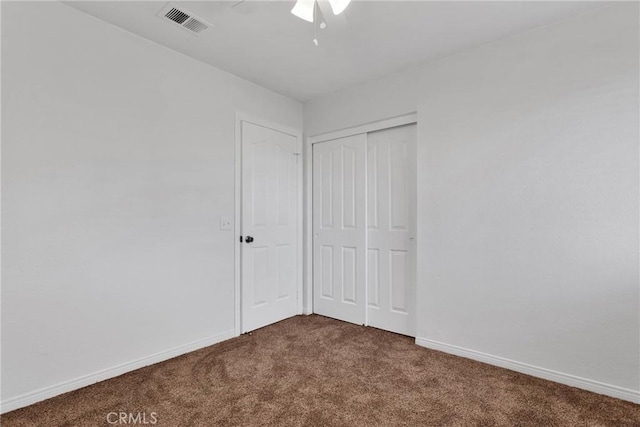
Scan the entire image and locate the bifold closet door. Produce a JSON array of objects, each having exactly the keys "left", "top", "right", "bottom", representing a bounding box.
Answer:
[
  {"left": 312, "top": 134, "right": 367, "bottom": 325},
  {"left": 367, "top": 124, "right": 416, "bottom": 336}
]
